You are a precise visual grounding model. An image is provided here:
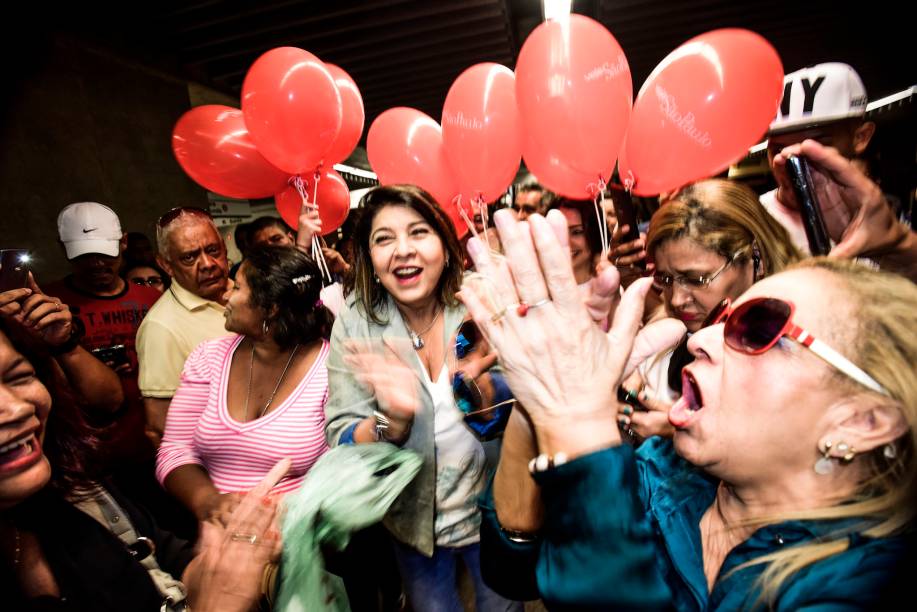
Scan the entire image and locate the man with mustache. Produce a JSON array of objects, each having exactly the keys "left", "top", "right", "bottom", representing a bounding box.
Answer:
[{"left": 136, "top": 208, "right": 231, "bottom": 447}]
